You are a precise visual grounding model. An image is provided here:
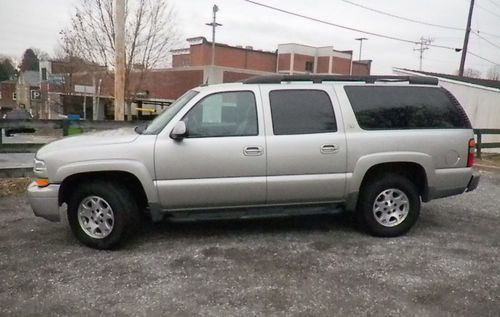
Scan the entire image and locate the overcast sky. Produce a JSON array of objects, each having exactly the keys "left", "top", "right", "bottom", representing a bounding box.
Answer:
[{"left": 0, "top": 0, "right": 499, "bottom": 76}]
